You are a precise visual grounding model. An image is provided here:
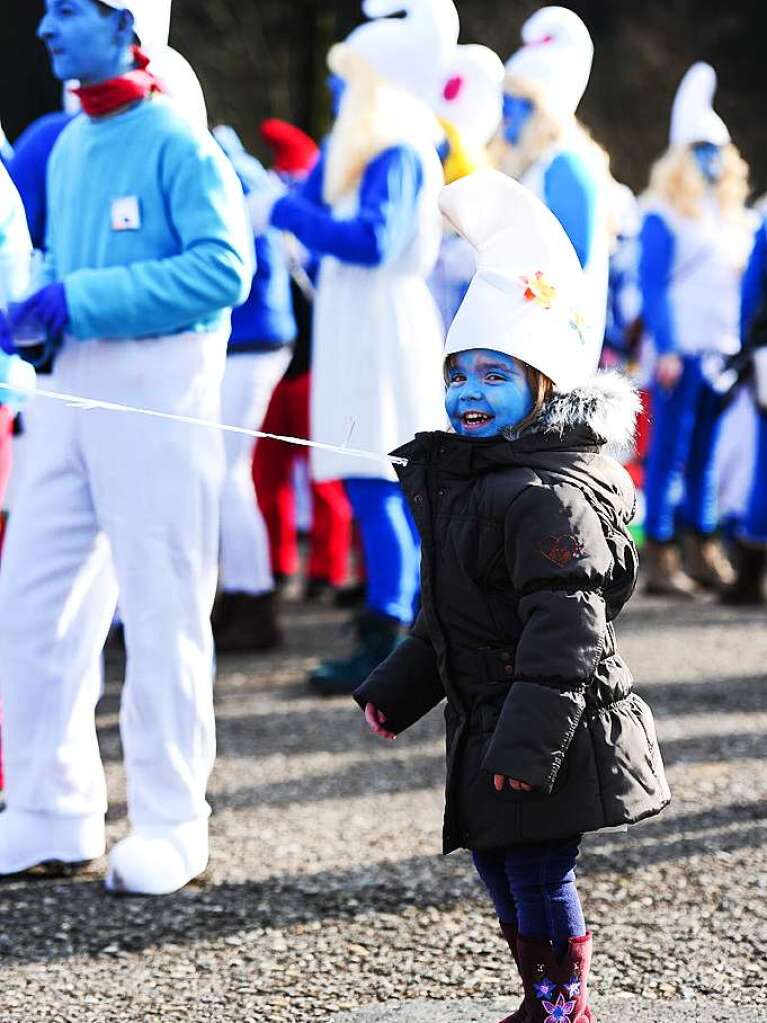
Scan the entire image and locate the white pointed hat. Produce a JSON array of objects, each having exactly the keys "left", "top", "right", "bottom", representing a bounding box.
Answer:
[
  {"left": 98, "top": 1, "right": 172, "bottom": 56},
  {"left": 151, "top": 47, "right": 208, "bottom": 130},
  {"left": 441, "top": 170, "right": 590, "bottom": 393},
  {"left": 436, "top": 44, "right": 505, "bottom": 148},
  {"left": 504, "top": 6, "right": 593, "bottom": 119},
  {"left": 342, "top": 0, "right": 460, "bottom": 102},
  {"left": 670, "top": 62, "right": 730, "bottom": 148}
]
